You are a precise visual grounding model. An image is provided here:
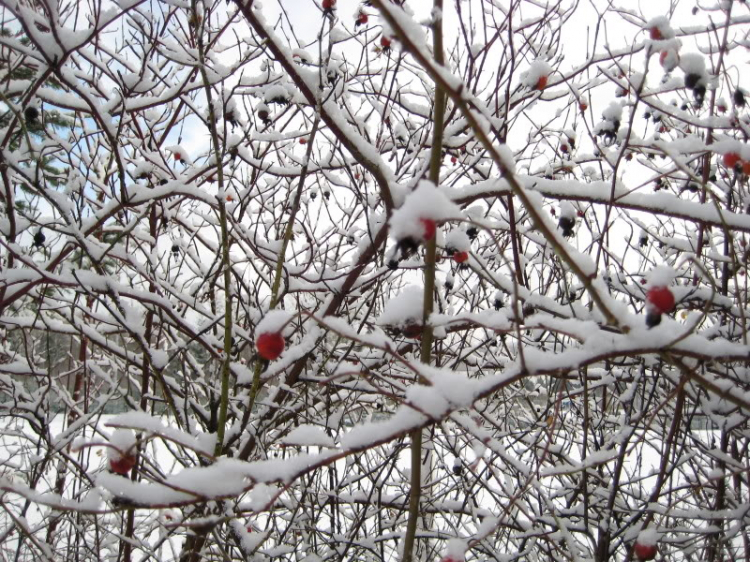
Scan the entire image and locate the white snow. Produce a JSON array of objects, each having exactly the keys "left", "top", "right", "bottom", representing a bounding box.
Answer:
[
  {"left": 376, "top": 286, "right": 424, "bottom": 327},
  {"left": 389, "top": 181, "right": 463, "bottom": 242},
  {"left": 281, "top": 425, "right": 335, "bottom": 447},
  {"left": 256, "top": 310, "right": 293, "bottom": 335},
  {"left": 108, "top": 428, "right": 136, "bottom": 458},
  {"left": 521, "top": 60, "right": 552, "bottom": 88},
  {"left": 646, "top": 265, "right": 676, "bottom": 288},
  {"left": 637, "top": 527, "right": 659, "bottom": 547}
]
